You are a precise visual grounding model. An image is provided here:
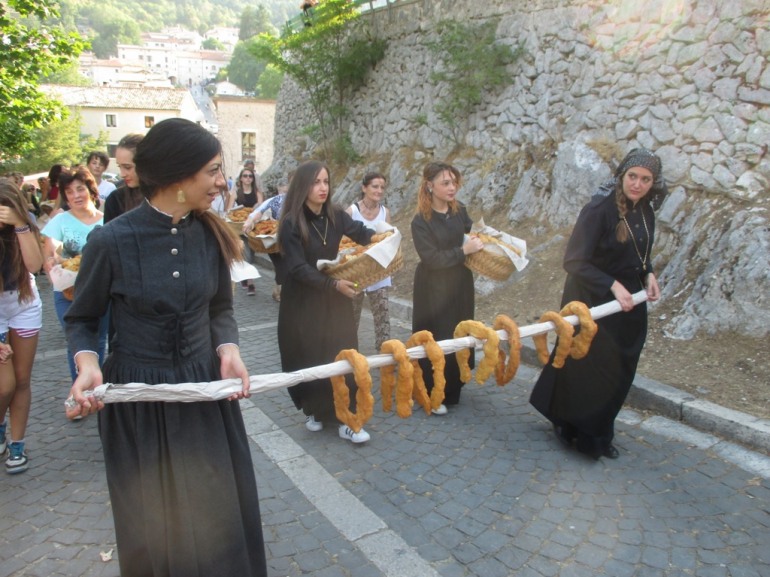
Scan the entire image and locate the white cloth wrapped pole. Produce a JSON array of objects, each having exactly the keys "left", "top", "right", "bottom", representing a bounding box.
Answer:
[{"left": 91, "top": 290, "right": 648, "bottom": 403}]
